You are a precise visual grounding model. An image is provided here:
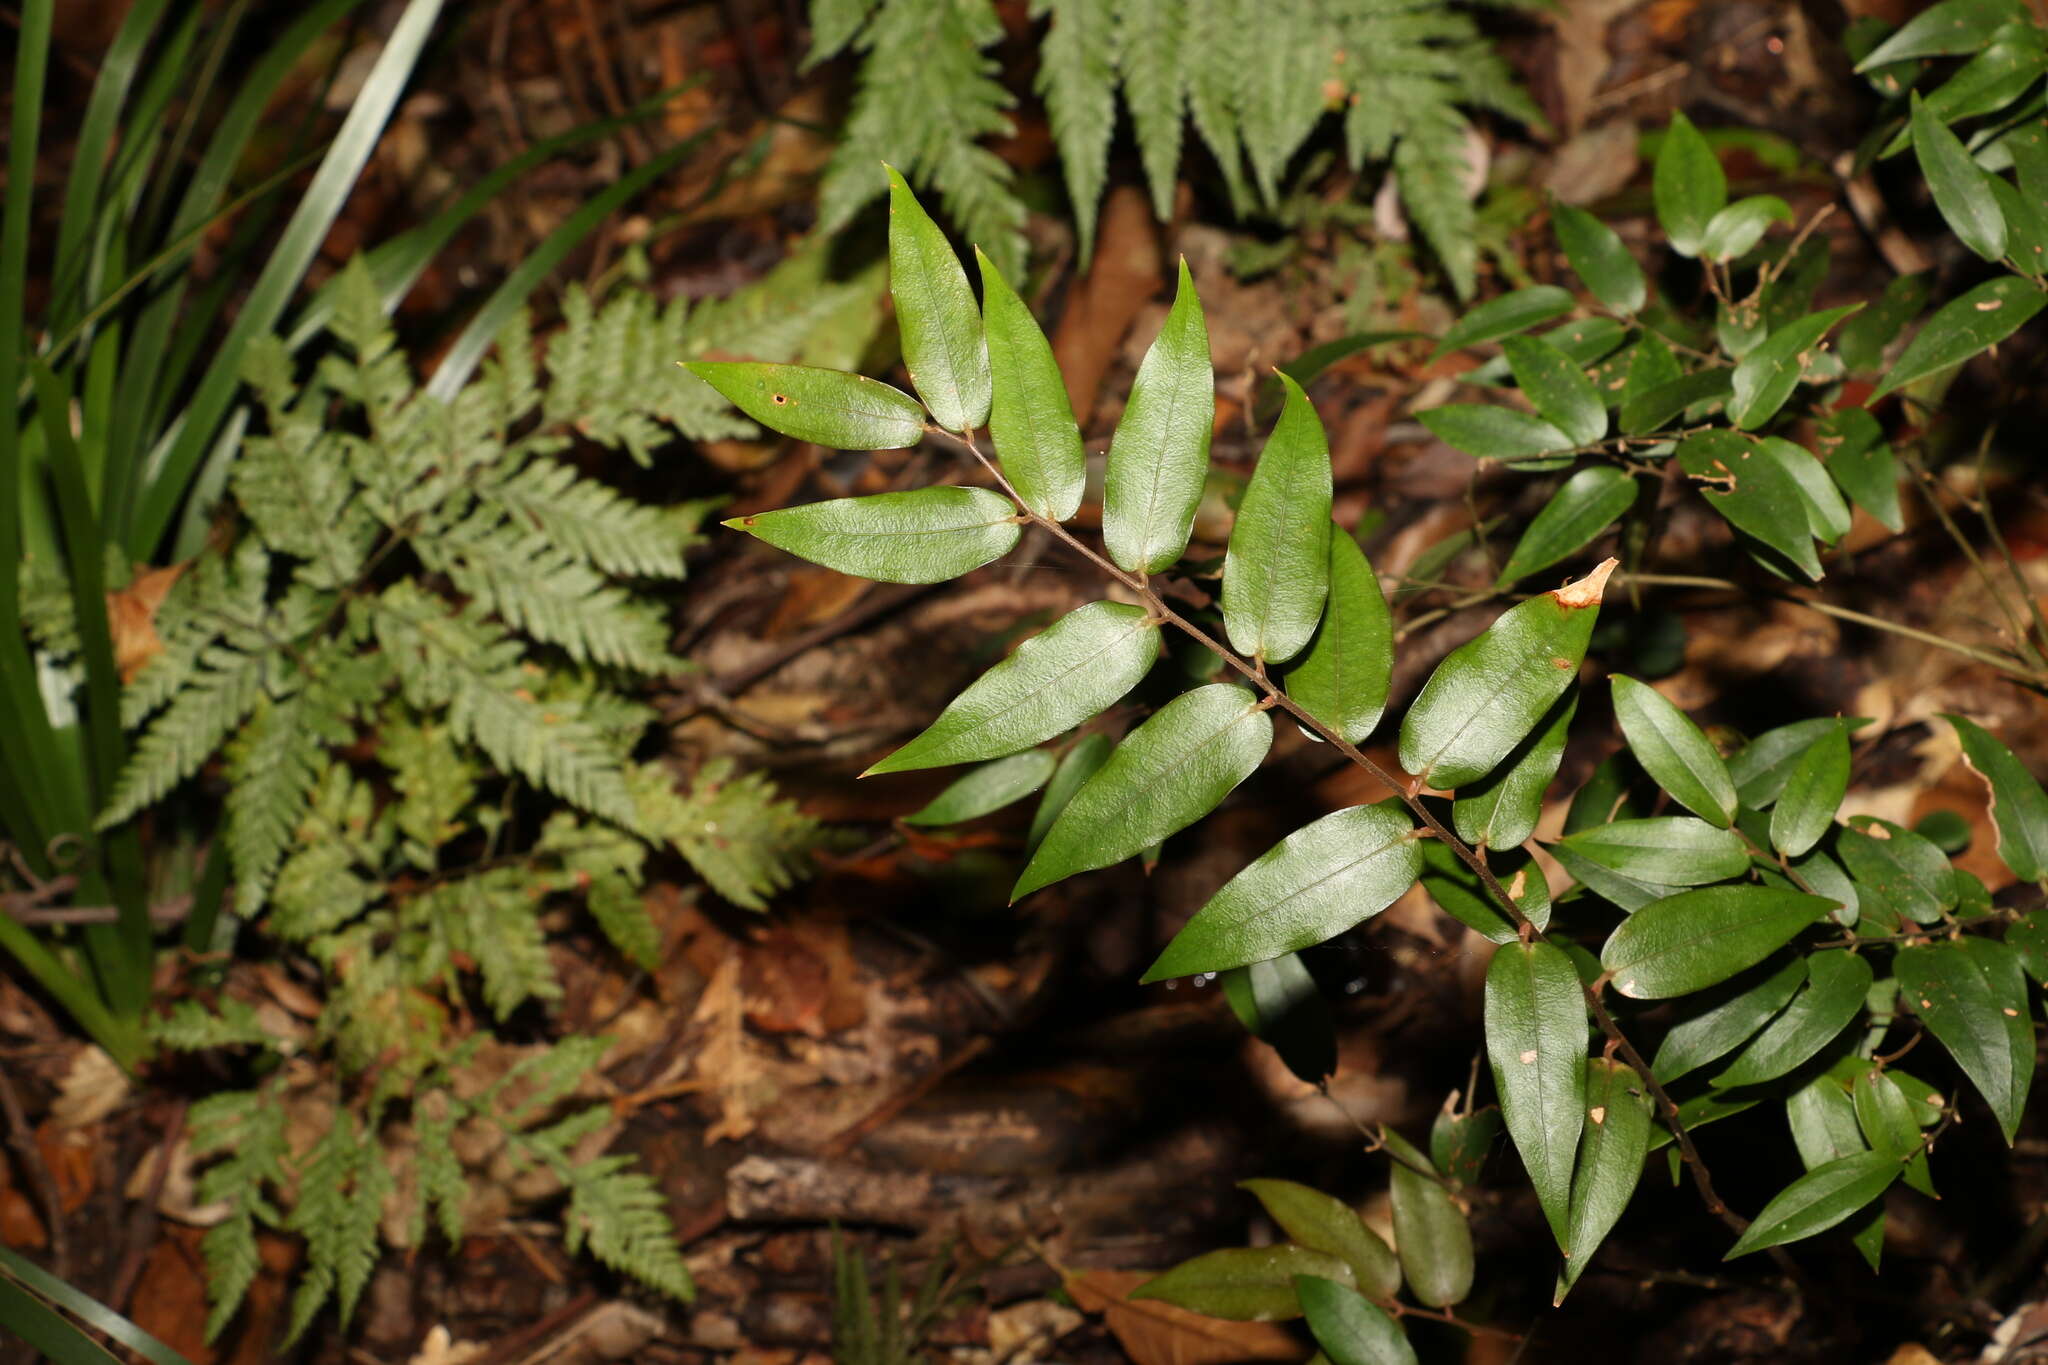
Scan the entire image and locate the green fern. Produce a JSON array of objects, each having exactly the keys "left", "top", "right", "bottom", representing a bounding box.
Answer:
[
  {"left": 560, "top": 1155, "right": 699, "bottom": 1302},
  {"left": 284, "top": 1112, "right": 391, "bottom": 1341},
  {"left": 636, "top": 758, "right": 840, "bottom": 911}
]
